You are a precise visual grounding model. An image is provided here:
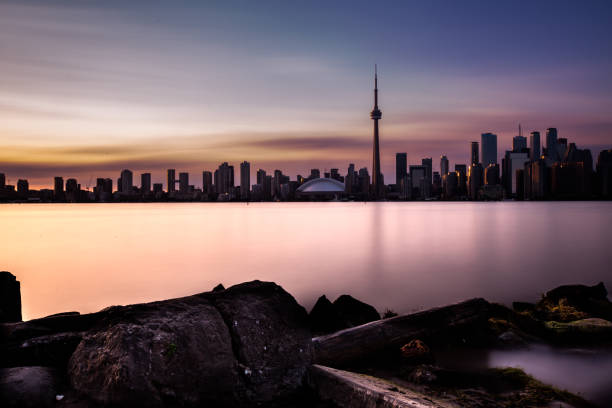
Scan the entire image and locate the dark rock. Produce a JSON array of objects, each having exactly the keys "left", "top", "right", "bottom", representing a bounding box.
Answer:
[
  {"left": 2, "top": 332, "right": 84, "bottom": 368},
  {"left": 309, "top": 295, "right": 343, "bottom": 335},
  {"left": 497, "top": 330, "right": 528, "bottom": 347},
  {"left": 212, "top": 283, "right": 225, "bottom": 292},
  {"left": 536, "top": 282, "right": 612, "bottom": 322},
  {"left": 332, "top": 295, "right": 380, "bottom": 328},
  {"left": 0, "top": 272, "right": 21, "bottom": 323},
  {"left": 67, "top": 280, "right": 312, "bottom": 407},
  {"left": 0, "top": 366, "right": 58, "bottom": 408}
]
